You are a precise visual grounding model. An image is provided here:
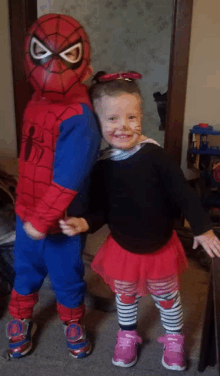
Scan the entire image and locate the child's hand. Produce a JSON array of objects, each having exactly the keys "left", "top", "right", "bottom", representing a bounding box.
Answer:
[
  {"left": 193, "top": 229, "right": 220, "bottom": 258},
  {"left": 59, "top": 217, "right": 89, "bottom": 236},
  {"left": 23, "top": 222, "right": 46, "bottom": 240}
]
